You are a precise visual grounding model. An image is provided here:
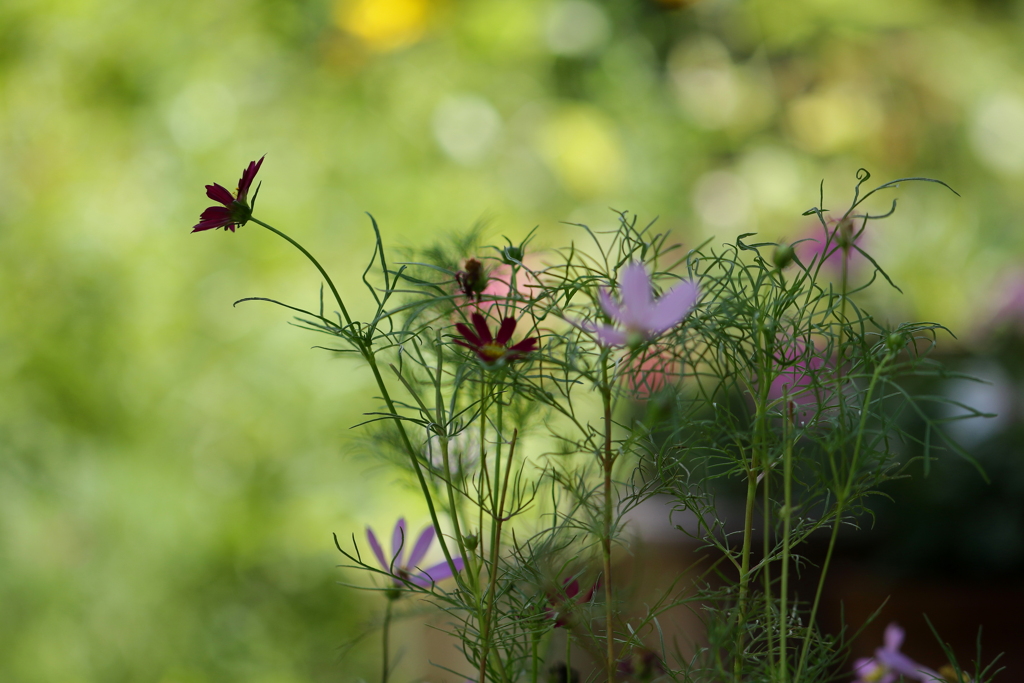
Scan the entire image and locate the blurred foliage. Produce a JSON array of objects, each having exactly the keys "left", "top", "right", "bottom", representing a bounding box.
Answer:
[{"left": 3, "top": 0, "right": 1024, "bottom": 680}]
